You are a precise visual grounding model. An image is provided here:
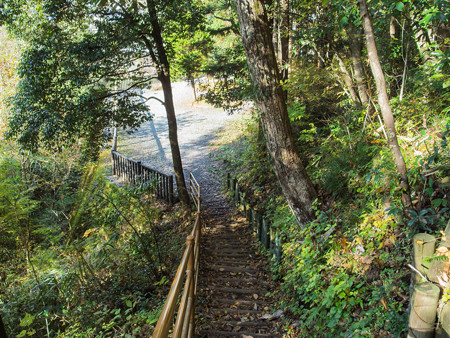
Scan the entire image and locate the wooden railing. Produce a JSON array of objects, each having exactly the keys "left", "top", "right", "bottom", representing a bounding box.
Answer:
[
  {"left": 189, "top": 172, "right": 201, "bottom": 213},
  {"left": 152, "top": 173, "right": 201, "bottom": 338},
  {"left": 227, "top": 173, "right": 282, "bottom": 263},
  {"left": 111, "top": 150, "right": 174, "bottom": 204}
]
